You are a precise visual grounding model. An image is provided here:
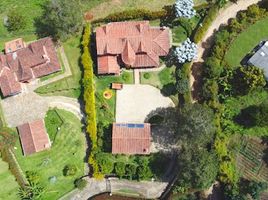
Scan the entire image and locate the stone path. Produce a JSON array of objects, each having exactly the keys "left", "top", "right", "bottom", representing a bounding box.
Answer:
[{"left": 190, "top": 0, "right": 263, "bottom": 98}]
